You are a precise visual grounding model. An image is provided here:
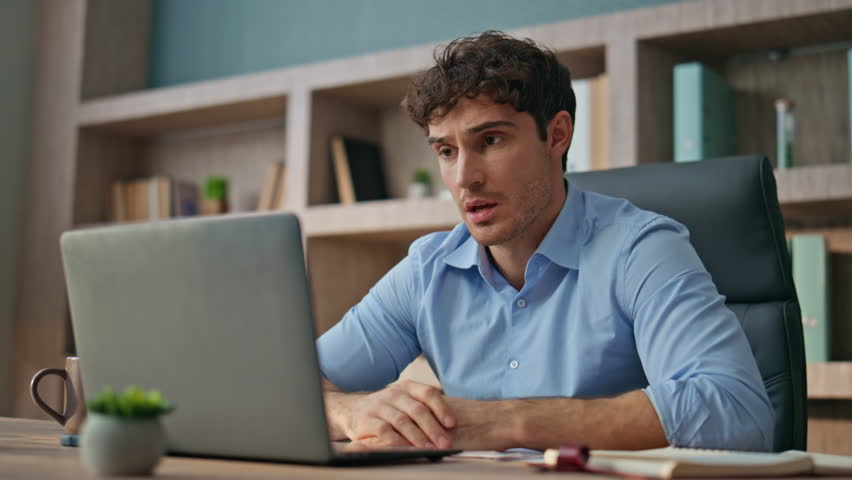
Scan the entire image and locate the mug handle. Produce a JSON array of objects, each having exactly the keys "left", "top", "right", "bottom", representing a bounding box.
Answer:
[{"left": 30, "top": 368, "right": 74, "bottom": 426}]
